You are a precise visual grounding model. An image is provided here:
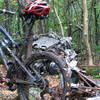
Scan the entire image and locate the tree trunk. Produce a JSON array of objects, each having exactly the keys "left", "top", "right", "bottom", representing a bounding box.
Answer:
[
  {"left": 4, "top": 0, "right": 10, "bottom": 31},
  {"left": 17, "top": 1, "right": 34, "bottom": 99},
  {"left": 93, "top": 0, "right": 99, "bottom": 45},
  {"left": 82, "top": 0, "right": 94, "bottom": 66}
]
